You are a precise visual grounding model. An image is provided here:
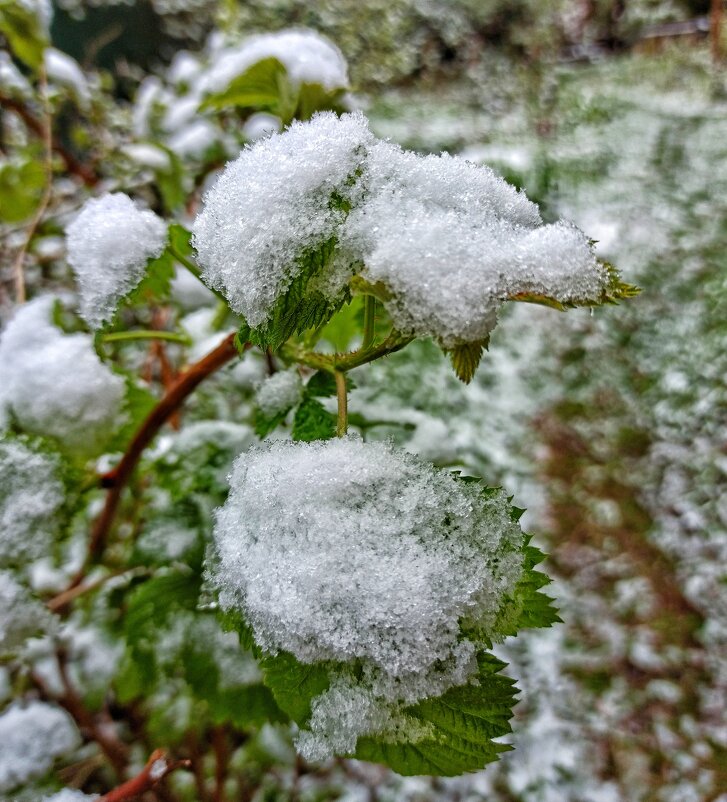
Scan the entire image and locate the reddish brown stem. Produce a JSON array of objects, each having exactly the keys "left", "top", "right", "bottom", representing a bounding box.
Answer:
[
  {"left": 98, "top": 749, "right": 190, "bottom": 802},
  {"left": 74, "top": 333, "right": 243, "bottom": 584},
  {"left": 712, "top": 0, "right": 724, "bottom": 65},
  {"left": 211, "top": 726, "right": 229, "bottom": 802},
  {"left": 1, "top": 95, "right": 99, "bottom": 186}
]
